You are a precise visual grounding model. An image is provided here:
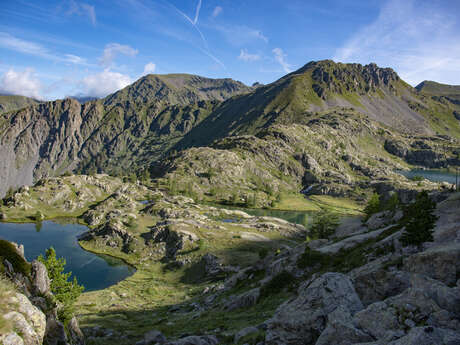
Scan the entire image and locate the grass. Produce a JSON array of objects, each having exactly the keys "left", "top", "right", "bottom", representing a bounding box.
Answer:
[{"left": 0, "top": 274, "right": 17, "bottom": 335}]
